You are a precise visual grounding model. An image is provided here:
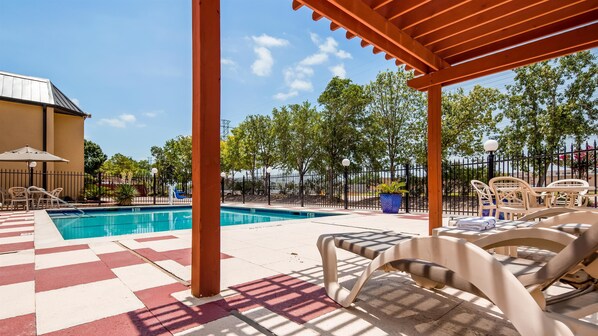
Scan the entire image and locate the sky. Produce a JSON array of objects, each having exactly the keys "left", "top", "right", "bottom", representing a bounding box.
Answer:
[{"left": 0, "top": 0, "right": 582, "bottom": 160}]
